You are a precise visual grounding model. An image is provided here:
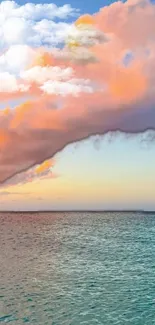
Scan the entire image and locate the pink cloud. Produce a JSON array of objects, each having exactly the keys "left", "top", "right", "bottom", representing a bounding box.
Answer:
[{"left": 0, "top": 0, "right": 155, "bottom": 185}]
